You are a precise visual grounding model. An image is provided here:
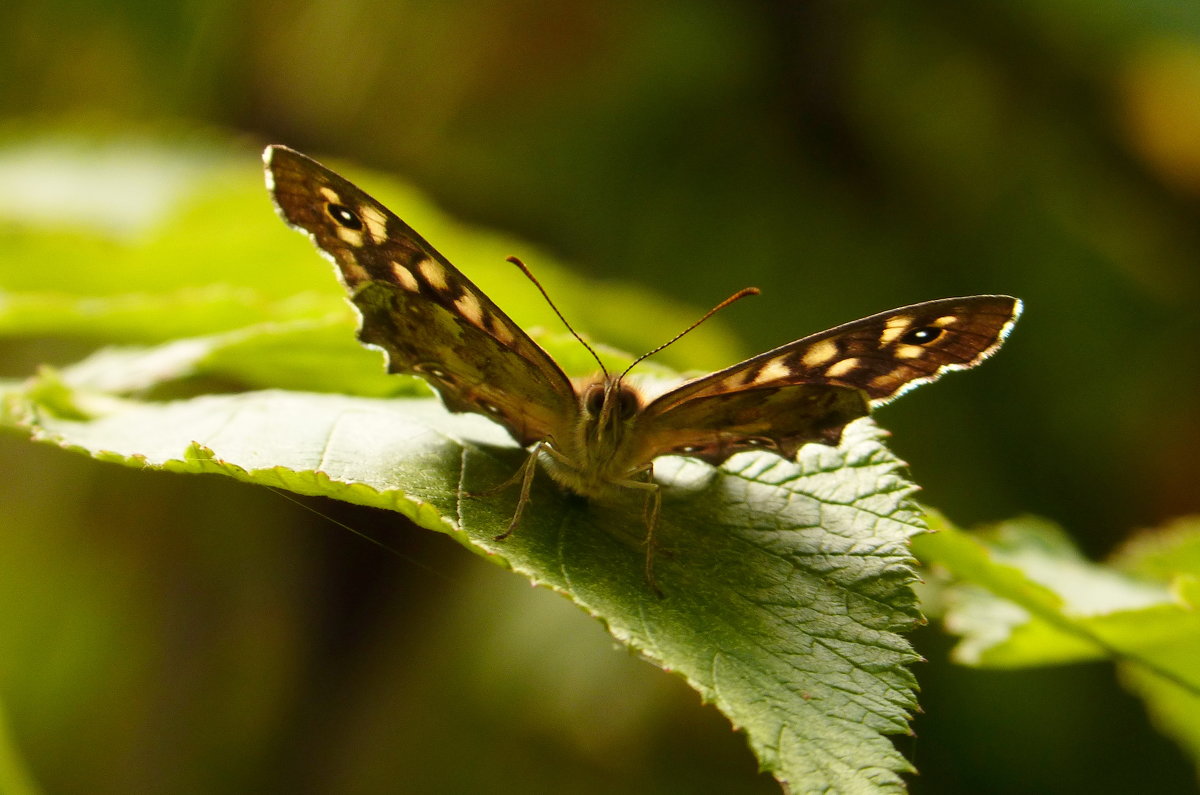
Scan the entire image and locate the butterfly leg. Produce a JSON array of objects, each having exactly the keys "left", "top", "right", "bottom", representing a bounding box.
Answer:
[
  {"left": 491, "top": 442, "right": 544, "bottom": 541},
  {"left": 616, "top": 465, "right": 663, "bottom": 597},
  {"left": 643, "top": 484, "right": 663, "bottom": 595},
  {"left": 468, "top": 447, "right": 534, "bottom": 499}
]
